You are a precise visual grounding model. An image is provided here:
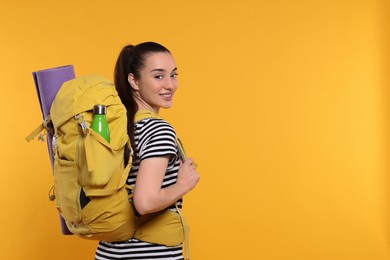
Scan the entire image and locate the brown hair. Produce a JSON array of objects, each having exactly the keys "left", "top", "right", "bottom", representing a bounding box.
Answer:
[{"left": 114, "top": 42, "right": 171, "bottom": 153}]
